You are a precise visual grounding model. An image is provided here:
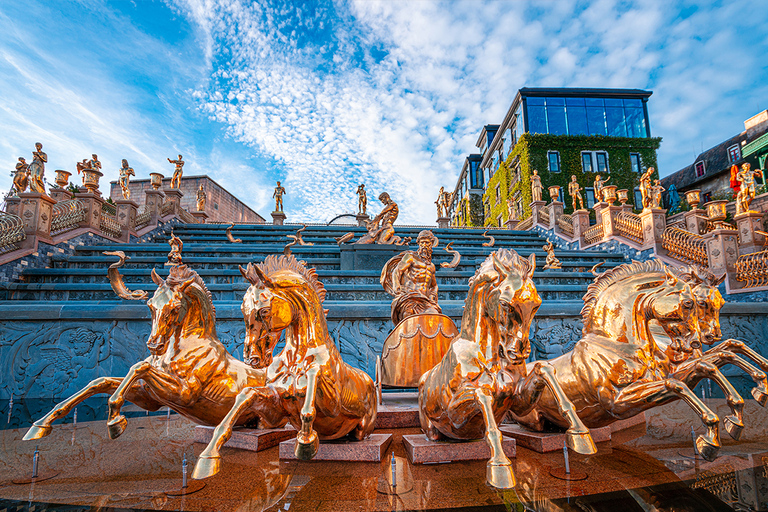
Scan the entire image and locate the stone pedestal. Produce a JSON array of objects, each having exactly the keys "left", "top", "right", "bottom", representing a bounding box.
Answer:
[
  {"left": 375, "top": 391, "right": 420, "bottom": 429},
  {"left": 531, "top": 201, "right": 547, "bottom": 227},
  {"left": 73, "top": 192, "right": 105, "bottom": 231},
  {"left": 600, "top": 205, "right": 623, "bottom": 238},
  {"left": 572, "top": 210, "right": 590, "bottom": 246},
  {"left": 114, "top": 199, "right": 138, "bottom": 234},
  {"left": 402, "top": 435, "right": 515, "bottom": 464},
  {"left": 356, "top": 213, "right": 370, "bottom": 227},
  {"left": 437, "top": 216, "right": 451, "bottom": 229},
  {"left": 271, "top": 211, "right": 286, "bottom": 225},
  {"left": 684, "top": 208, "right": 707, "bottom": 235},
  {"left": 704, "top": 228, "right": 740, "bottom": 293},
  {"left": 162, "top": 188, "right": 183, "bottom": 217},
  {"left": 340, "top": 243, "right": 403, "bottom": 270},
  {"left": 548, "top": 201, "right": 564, "bottom": 230},
  {"left": 505, "top": 219, "right": 520, "bottom": 230},
  {"left": 144, "top": 189, "right": 165, "bottom": 222},
  {"left": 191, "top": 211, "right": 209, "bottom": 224},
  {"left": 49, "top": 188, "right": 73, "bottom": 203},
  {"left": 735, "top": 211, "right": 767, "bottom": 255},
  {"left": 16, "top": 192, "right": 56, "bottom": 243},
  {"left": 279, "top": 433, "right": 392, "bottom": 462},
  {"left": 194, "top": 425, "right": 296, "bottom": 452},
  {"left": 500, "top": 424, "right": 611, "bottom": 453},
  {"left": 639, "top": 208, "right": 667, "bottom": 251},
  {"left": 593, "top": 202, "right": 607, "bottom": 224}
]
